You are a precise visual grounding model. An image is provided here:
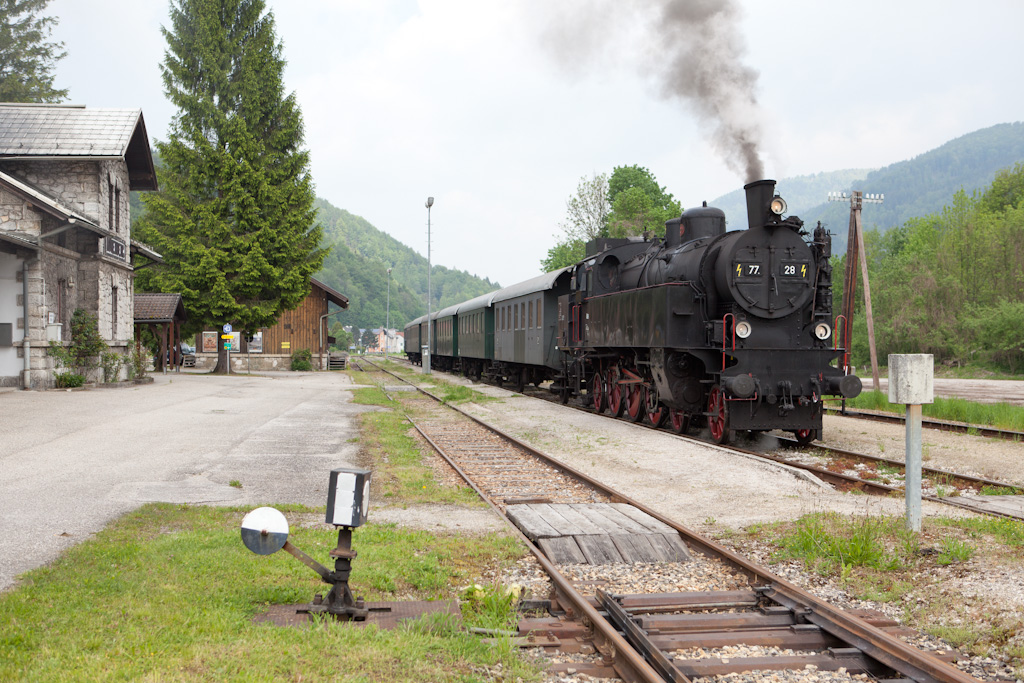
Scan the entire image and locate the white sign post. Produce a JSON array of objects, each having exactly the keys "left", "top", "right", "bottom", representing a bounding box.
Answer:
[
  {"left": 888, "top": 354, "right": 934, "bottom": 532},
  {"left": 223, "top": 324, "right": 233, "bottom": 372}
]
